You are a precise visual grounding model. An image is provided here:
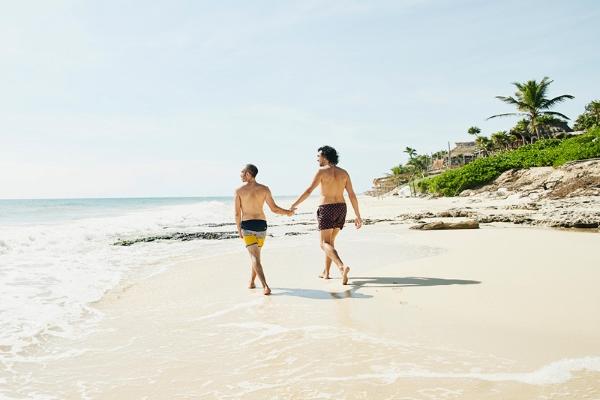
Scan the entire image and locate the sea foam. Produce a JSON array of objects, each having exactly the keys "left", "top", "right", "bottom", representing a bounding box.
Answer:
[{"left": 0, "top": 198, "right": 234, "bottom": 363}]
